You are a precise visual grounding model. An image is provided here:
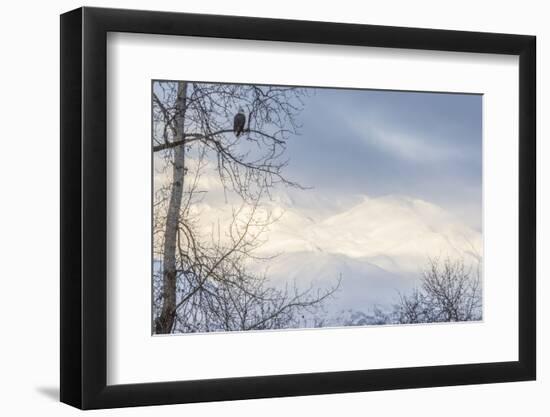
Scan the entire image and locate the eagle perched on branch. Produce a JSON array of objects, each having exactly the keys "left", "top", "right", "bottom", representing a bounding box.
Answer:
[{"left": 233, "top": 108, "right": 246, "bottom": 137}]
